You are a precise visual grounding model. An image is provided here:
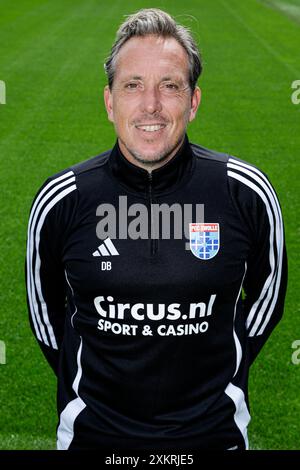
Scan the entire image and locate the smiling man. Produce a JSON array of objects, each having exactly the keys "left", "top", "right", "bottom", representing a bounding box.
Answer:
[
  {"left": 104, "top": 34, "right": 200, "bottom": 168},
  {"left": 26, "top": 9, "right": 287, "bottom": 451}
]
